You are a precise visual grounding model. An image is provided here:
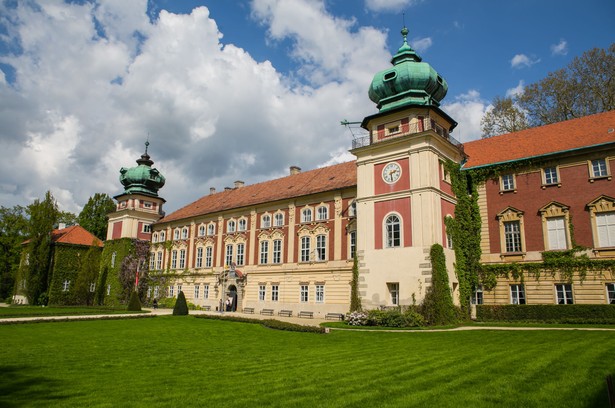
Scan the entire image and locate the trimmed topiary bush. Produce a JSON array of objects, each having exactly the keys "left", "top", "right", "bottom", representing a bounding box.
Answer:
[
  {"left": 421, "top": 244, "right": 458, "bottom": 326},
  {"left": 127, "top": 291, "right": 141, "bottom": 311},
  {"left": 366, "top": 308, "right": 426, "bottom": 328},
  {"left": 172, "top": 291, "right": 189, "bottom": 315}
]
